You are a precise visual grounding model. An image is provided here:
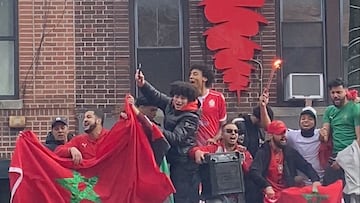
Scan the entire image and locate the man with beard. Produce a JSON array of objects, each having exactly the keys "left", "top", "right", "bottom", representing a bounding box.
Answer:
[
  {"left": 320, "top": 78, "right": 360, "bottom": 203},
  {"left": 189, "top": 64, "right": 227, "bottom": 146},
  {"left": 286, "top": 107, "right": 324, "bottom": 185},
  {"left": 231, "top": 89, "right": 273, "bottom": 203},
  {"left": 44, "top": 117, "right": 73, "bottom": 151},
  {"left": 250, "top": 120, "right": 321, "bottom": 202},
  {"left": 55, "top": 109, "right": 108, "bottom": 165}
]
